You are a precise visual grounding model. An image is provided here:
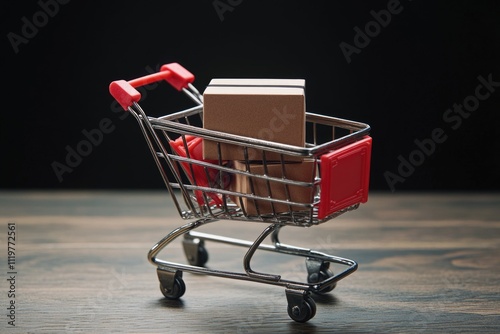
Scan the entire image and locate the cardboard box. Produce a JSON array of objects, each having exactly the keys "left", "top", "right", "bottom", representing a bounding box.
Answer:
[
  {"left": 229, "top": 160, "right": 316, "bottom": 215},
  {"left": 203, "top": 78, "right": 306, "bottom": 161}
]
